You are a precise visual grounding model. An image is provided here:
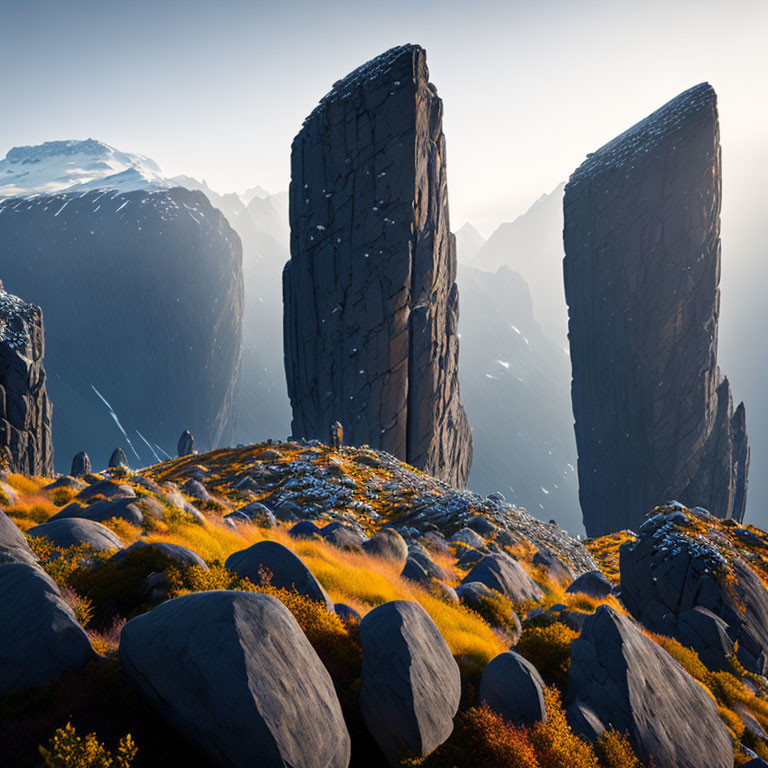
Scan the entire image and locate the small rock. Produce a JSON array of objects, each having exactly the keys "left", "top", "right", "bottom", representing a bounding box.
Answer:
[
  {"left": 177, "top": 430, "right": 196, "bottom": 457},
  {"left": 182, "top": 478, "right": 211, "bottom": 502},
  {"left": 480, "top": 650, "right": 547, "bottom": 724},
  {"left": 109, "top": 447, "right": 128, "bottom": 469},
  {"left": 461, "top": 554, "right": 543, "bottom": 603},
  {"left": 363, "top": 528, "right": 408, "bottom": 564},
  {"left": 71, "top": 451, "right": 92, "bottom": 477},
  {"left": 566, "top": 570, "right": 613, "bottom": 599}
]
